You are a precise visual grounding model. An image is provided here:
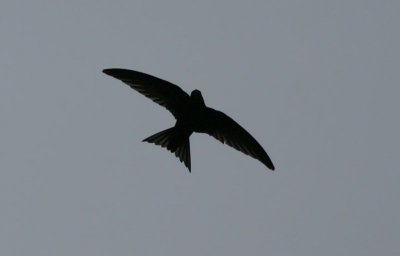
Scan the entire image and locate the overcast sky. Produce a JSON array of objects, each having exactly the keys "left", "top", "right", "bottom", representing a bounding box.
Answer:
[{"left": 1, "top": 1, "right": 399, "bottom": 255}]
